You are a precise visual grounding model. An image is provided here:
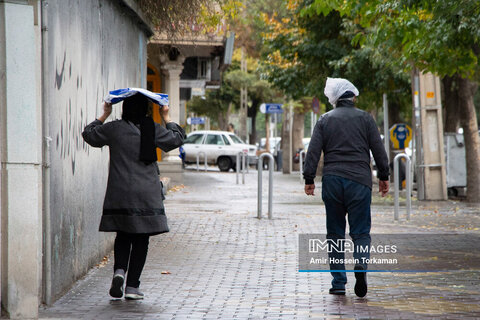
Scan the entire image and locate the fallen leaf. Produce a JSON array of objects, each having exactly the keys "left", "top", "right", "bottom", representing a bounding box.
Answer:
[{"left": 161, "top": 270, "right": 171, "bottom": 274}]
